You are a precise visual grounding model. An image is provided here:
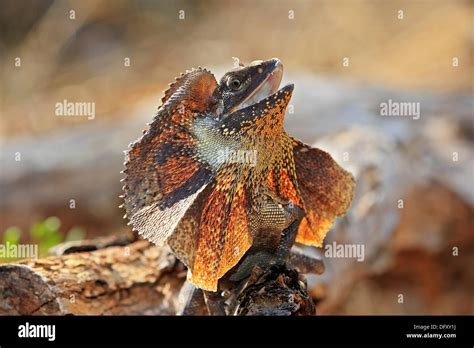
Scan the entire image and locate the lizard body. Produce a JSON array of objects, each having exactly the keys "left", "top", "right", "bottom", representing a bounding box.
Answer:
[{"left": 122, "top": 59, "right": 355, "bottom": 300}]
